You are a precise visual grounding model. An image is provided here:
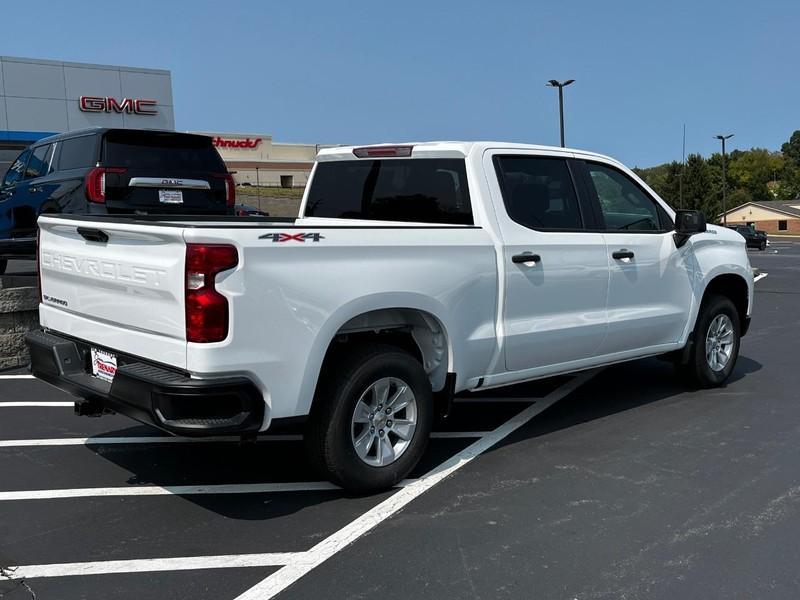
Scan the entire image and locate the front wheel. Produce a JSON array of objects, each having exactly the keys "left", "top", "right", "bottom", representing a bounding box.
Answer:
[
  {"left": 680, "top": 295, "right": 741, "bottom": 387},
  {"left": 305, "top": 343, "right": 433, "bottom": 493},
  {"left": 760, "top": 241, "right": 767, "bottom": 251}
]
